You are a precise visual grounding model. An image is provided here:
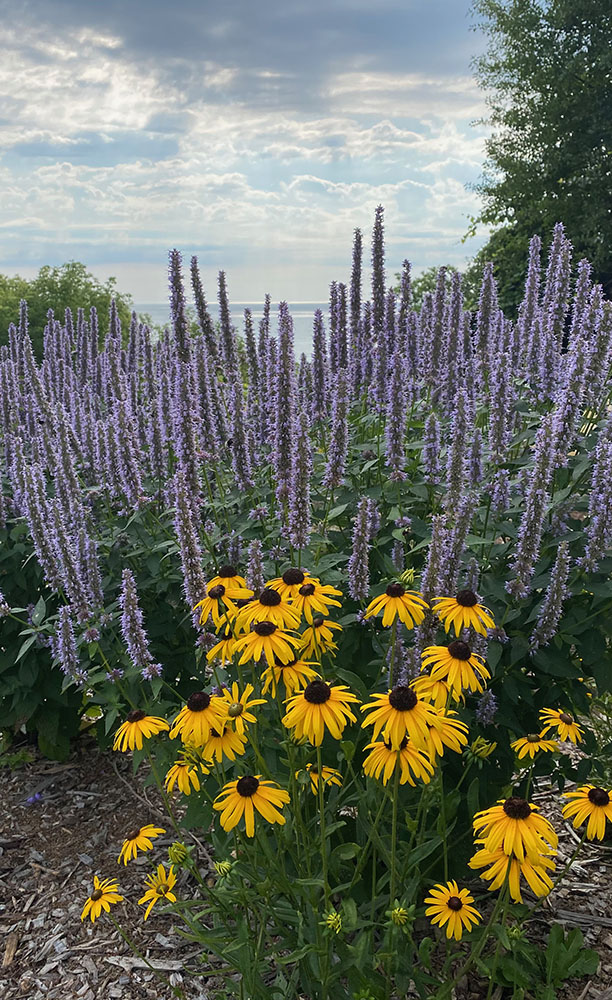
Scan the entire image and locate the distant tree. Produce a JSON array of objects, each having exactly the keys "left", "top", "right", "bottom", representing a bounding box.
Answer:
[
  {"left": 0, "top": 261, "right": 134, "bottom": 356},
  {"left": 469, "top": 0, "right": 612, "bottom": 313}
]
